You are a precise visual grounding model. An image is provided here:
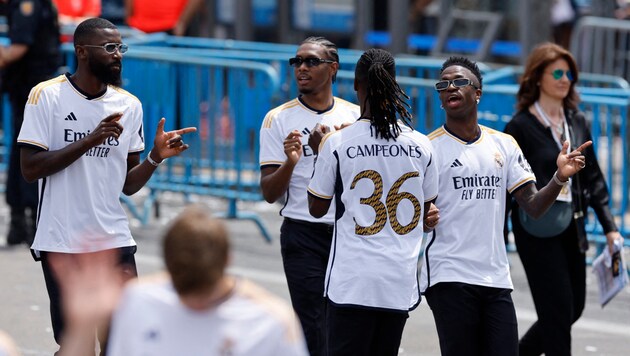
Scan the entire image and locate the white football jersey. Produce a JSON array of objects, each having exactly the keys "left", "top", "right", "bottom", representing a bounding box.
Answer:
[
  {"left": 308, "top": 119, "right": 438, "bottom": 311},
  {"left": 17, "top": 74, "right": 144, "bottom": 254},
  {"left": 107, "top": 275, "right": 309, "bottom": 356},
  {"left": 420, "top": 125, "right": 535, "bottom": 292},
  {"left": 259, "top": 97, "right": 360, "bottom": 223}
]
